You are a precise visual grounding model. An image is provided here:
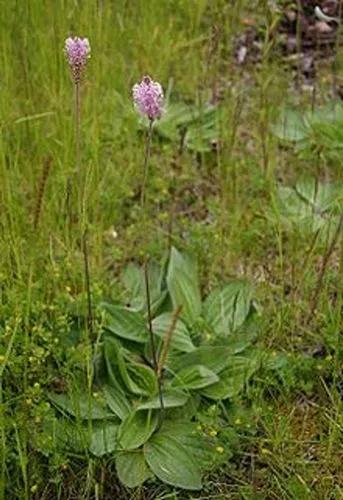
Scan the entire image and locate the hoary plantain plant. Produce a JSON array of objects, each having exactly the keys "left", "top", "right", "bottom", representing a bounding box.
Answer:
[
  {"left": 47, "top": 247, "right": 260, "bottom": 491},
  {"left": 274, "top": 177, "right": 343, "bottom": 238},
  {"left": 272, "top": 102, "right": 343, "bottom": 163},
  {"left": 155, "top": 102, "right": 220, "bottom": 153}
]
